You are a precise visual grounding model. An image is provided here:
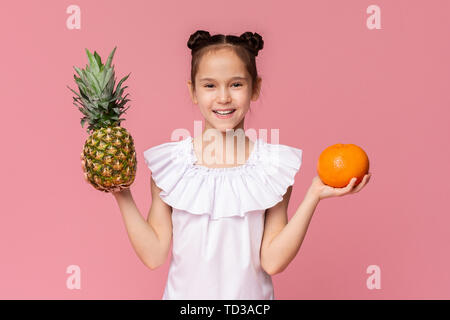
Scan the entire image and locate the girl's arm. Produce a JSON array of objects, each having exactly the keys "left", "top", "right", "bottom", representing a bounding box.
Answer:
[
  {"left": 112, "top": 177, "right": 173, "bottom": 270},
  {"left": 261, "top": 174, "right": 371, "bottom": 275},
  {"left": 260, "top": 186, "right": 319, "bottom": 275}
]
